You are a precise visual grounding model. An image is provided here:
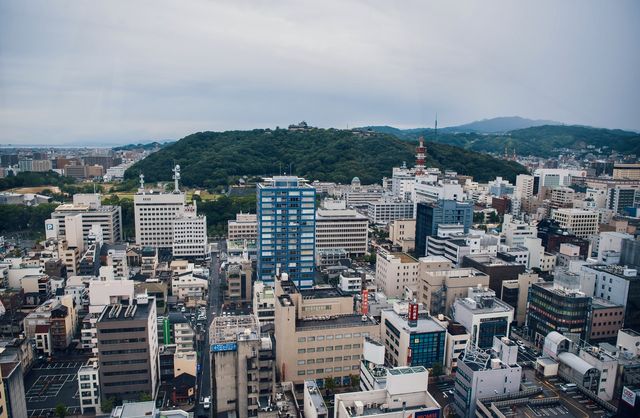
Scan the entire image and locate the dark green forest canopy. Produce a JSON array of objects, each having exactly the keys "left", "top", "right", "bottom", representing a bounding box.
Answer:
[
  {"left": 125, "top": 129, "right": 528, "bottom": 188},
  {"left": 367, "top": 125, "right": 640, "bottom": 157}
]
